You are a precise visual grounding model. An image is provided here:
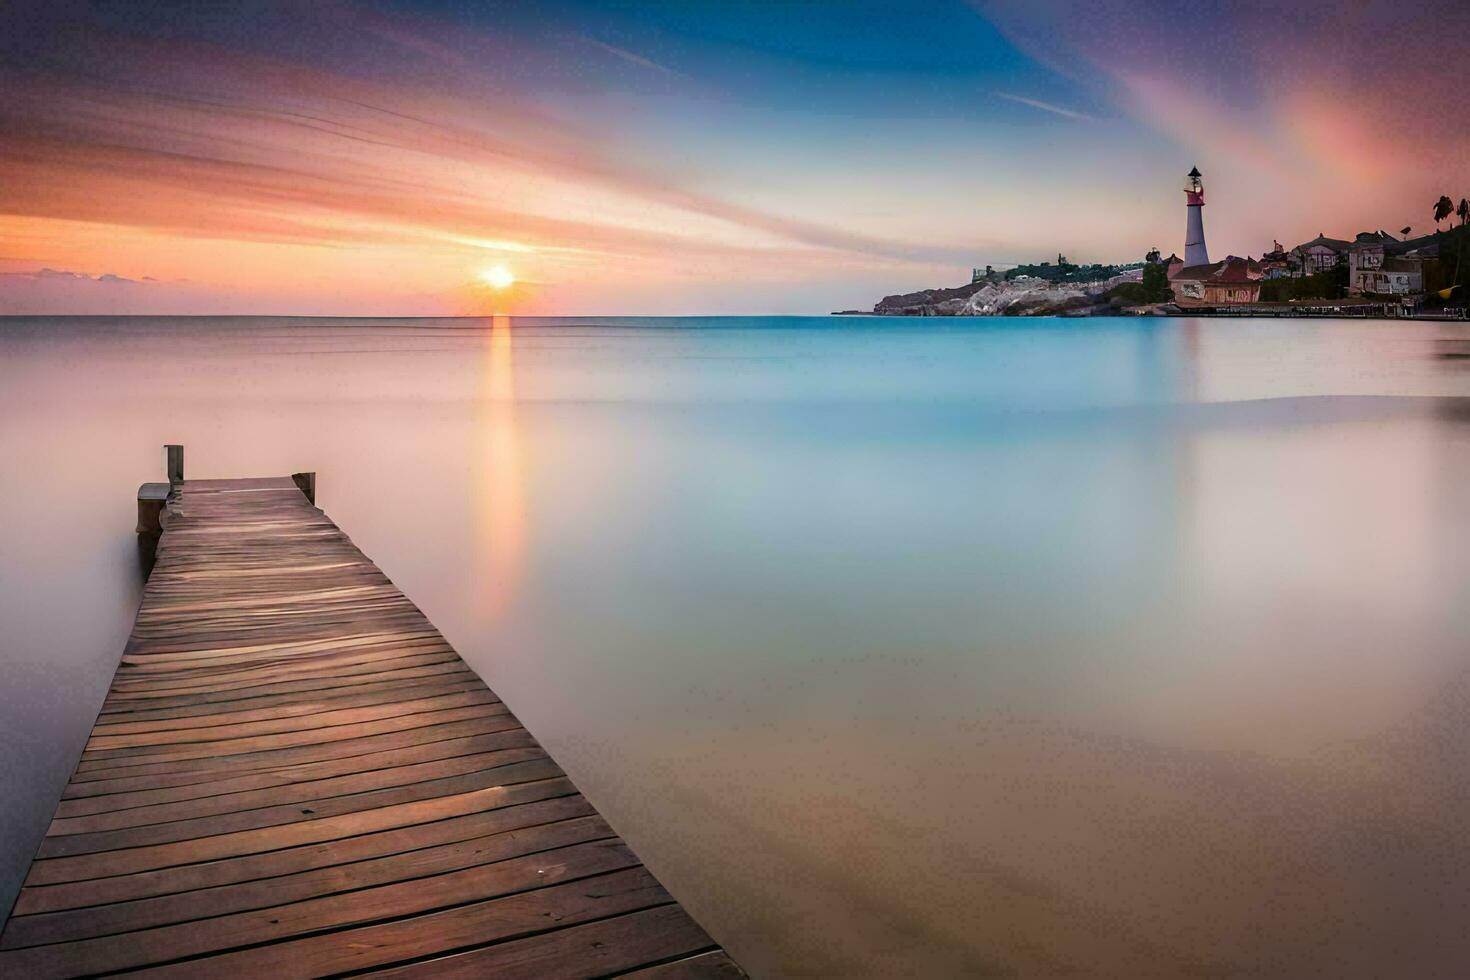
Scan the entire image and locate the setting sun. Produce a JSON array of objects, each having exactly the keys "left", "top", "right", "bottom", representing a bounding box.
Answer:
[{"left": 480, "top": 265, "right": 515, "bottom": 290}]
